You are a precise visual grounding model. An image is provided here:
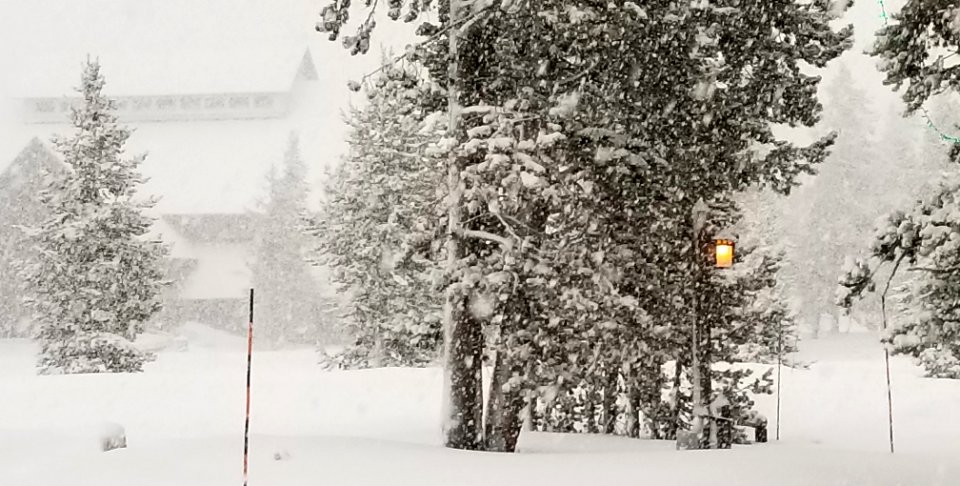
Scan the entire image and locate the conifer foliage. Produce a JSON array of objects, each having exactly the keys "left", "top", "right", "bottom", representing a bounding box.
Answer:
[
  {"left": 0, "top": 140, "right": 59, "bottom": 338},
  {"left": 22, "top": 60, "right": 168, "bottom": 374},
  {"left": 309, "top": 63, "right": 445, "bottom": 369},
  {"left": 872, "top": 0, "right": 960, "bottom": 115},
  {"left": 318, "top": 0, "right": 851, "bottom": 450},
  {"left": 836, "top": 0, "right": 960, "bottom": 378},
  {"left": 839, "top": 183, "right": 960, "bottom": 378},
  {"left": 250, "top": 134, "right": 332, "bottom": 348}
]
